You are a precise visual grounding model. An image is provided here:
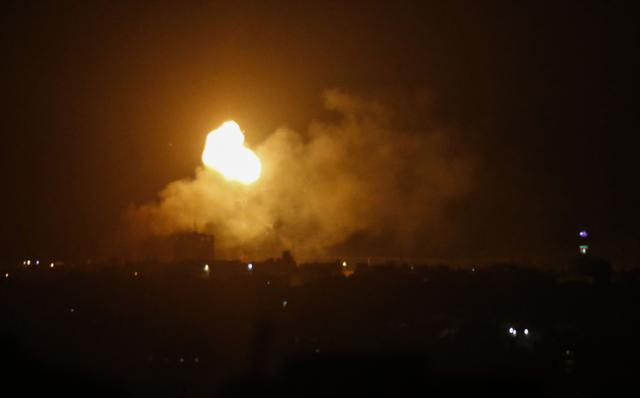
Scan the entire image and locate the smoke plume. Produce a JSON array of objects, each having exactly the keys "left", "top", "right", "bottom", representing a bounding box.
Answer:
[{"left": 125, "top": 90, "right": 474, "bottom": 261}]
